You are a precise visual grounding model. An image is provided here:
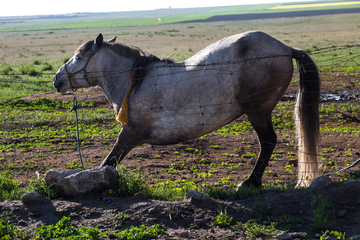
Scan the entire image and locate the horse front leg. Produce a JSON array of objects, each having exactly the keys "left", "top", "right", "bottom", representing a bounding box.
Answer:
[
  {"left": 100, "top": 128, "right": 136, "bottom": 167},
  {"left": 237, "top": 113, "right": 277, "bottom": 189}
]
